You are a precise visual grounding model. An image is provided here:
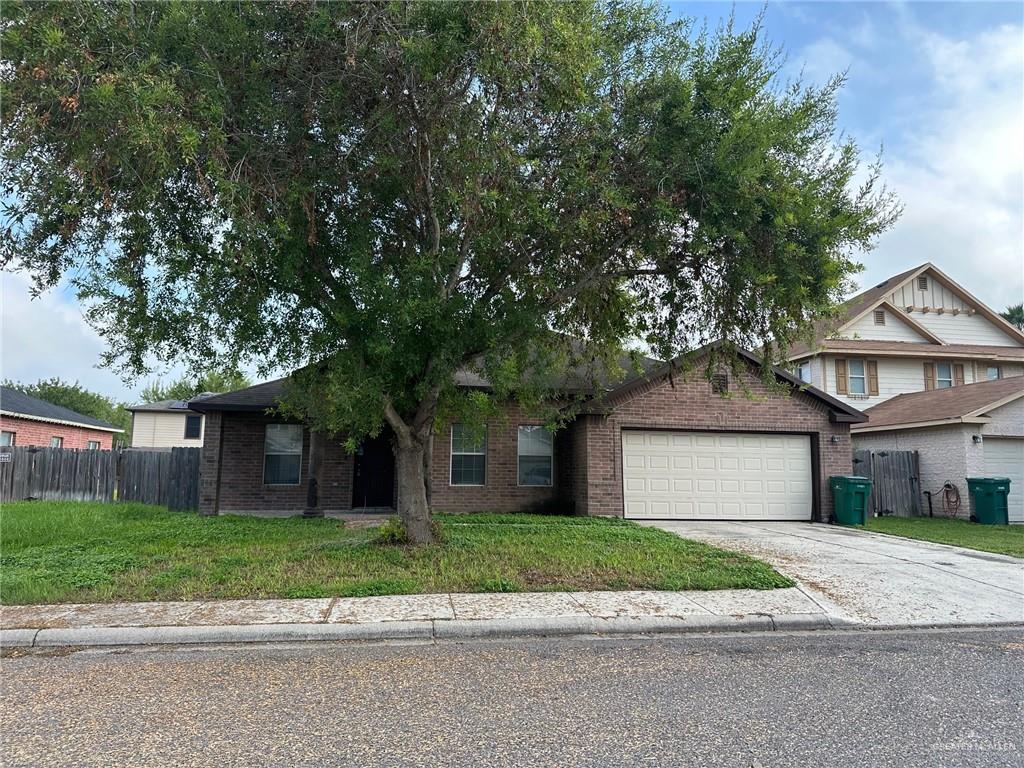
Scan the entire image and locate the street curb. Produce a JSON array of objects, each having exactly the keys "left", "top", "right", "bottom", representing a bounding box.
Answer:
[
  {"left": 3, "top": 612, "right": 840, "bottom": 649},
  {"left": 6, "top": 616, "right": 1020, "bottom": 651}
]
